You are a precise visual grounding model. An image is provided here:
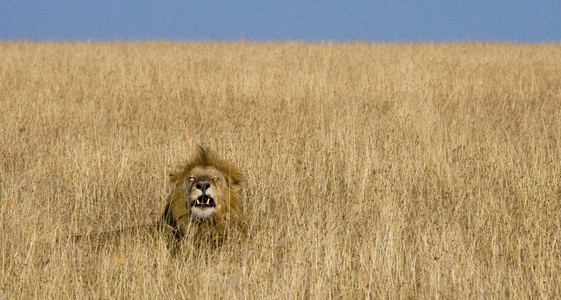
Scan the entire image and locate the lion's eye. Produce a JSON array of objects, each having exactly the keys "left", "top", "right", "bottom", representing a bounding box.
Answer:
[
  {"left": 212, "top": 177, "right": 220, "bottom": 184},
  {"left": 188, "top": 176, "right": 195, "bottom": 182}
]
